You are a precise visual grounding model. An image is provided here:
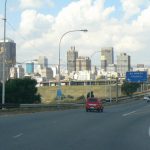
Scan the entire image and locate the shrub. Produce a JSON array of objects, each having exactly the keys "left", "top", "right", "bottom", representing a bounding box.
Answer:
[
  {"left": 76, "top": 95, "right": 85, "bottom": 101},
  {"left": 0, "top": 78, "right": 41, "bottom": 104},
  {"left": 67, "top": 95, "right": 74, "bottom": 99}
]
